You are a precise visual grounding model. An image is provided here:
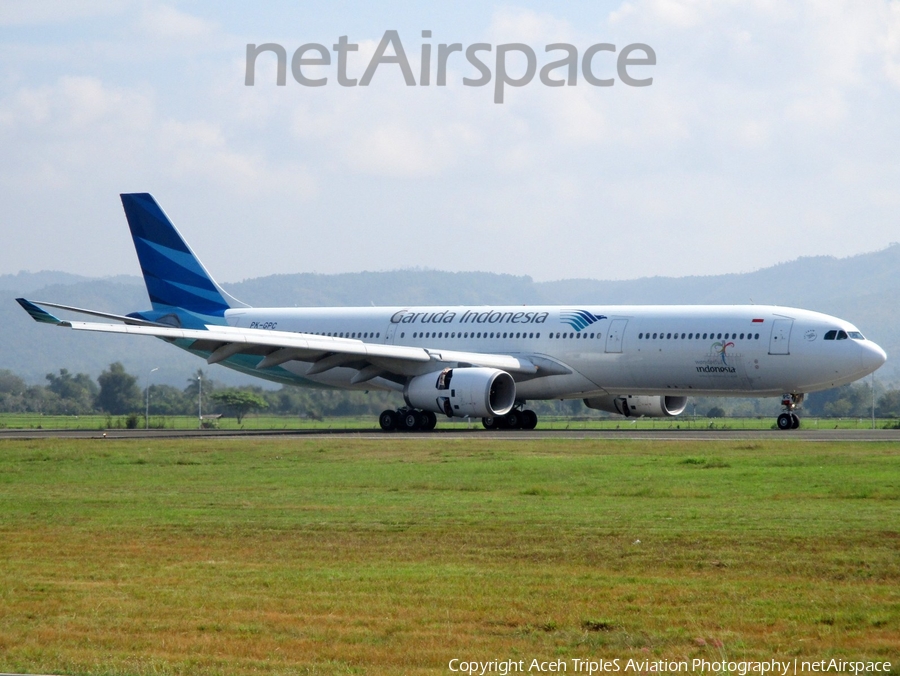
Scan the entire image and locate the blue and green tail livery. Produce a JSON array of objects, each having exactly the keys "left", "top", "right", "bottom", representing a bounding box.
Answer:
[
  {"left": 15, "top": 298, "right": 62, "bottom": 324},
  {"left": 121, "top": 193, "right": 245, "bottom": 320}
]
